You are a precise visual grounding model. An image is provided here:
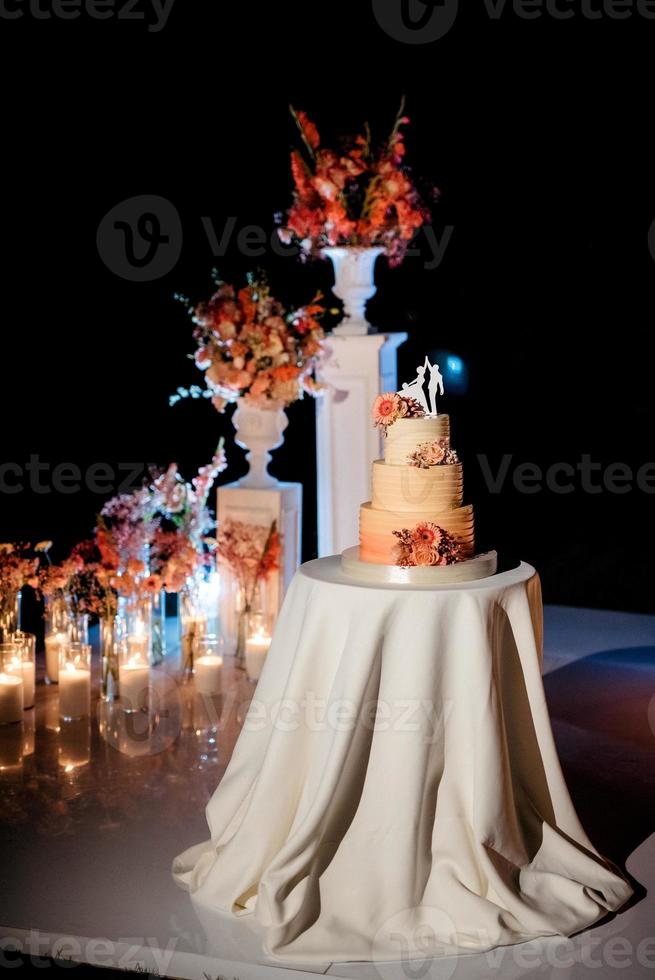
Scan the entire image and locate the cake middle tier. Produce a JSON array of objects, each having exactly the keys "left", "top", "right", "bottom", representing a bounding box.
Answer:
[
  {"left": 360, "top": 501, "right": 475, "bottom": 565},
  {"left": 384, "top": 415, "right": 451, "bottom": 465},
  {"left": 372, "top": 459, "right": 464, "bottom": 512}
]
